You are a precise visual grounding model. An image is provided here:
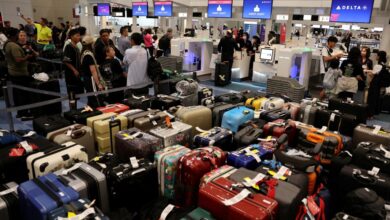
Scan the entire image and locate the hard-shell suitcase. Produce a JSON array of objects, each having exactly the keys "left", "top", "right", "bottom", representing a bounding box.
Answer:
[
  {"left": 314, "top": 109, "right": 358, "bottom": 137},
  {"left": 151, "top": 94, "right": 181, "bottom": 111},
  {"left": 96, "top": 103, "right": 129, "bottom": 114},
  {"left": 198, "top": 177, "right": 278, "bottom": 220},
  {"left": 298, "top": 101, "right": 322, "bottom": 126},
  {"left": 87, "top": 113, "right": 128, "bottom": 153},
  {"left": 175, "top": 78, "right": 199, "bottom": 96},
  {"left": 261, "top": 97, "right": 285, "bottom": 111},
  {"left": 120, "top": 109, "right": 152, "bottom": 128},
  {"left": 260, "top": 108, "right": 291, "bottom": 122},
  {"left": 0, "top": 130, "right": 21, "bottom": 147},
  {"left": 227, "top": 144, "right": 273, "bottom": 169},
  {"left": 0, "top": 182, "right": 19, "bottom": 220},
  {"left": 198, "top": 88, "right": 213, "bottom": 105},
  {"left": 149, "top": 121, "right": 192, "bottom": 147},
  {"left": 200, "top": 165, "right": 237, "bottom": 188},
  {"left": 26, "top": 141, "right": 88, "bottom": 179},
  {"left": 238, "top": 118, "right": 267, "bottom": 131},
  {"left": 56, "top": 162, "right": 109, "bottom": 213},
  {"left": 124, "top": 94, "right": 154, "bottom": 110},
  {"left": 46, "top": 124, "right": 95, "bottom": 159},
  {"left": 215, "top": 62, "right": 230, "bottom": 87},
  {"left": 328, "top": 98, "right": 368, "bottom": 124},
  {"left": 171, "top": 93, "right": 198, "bottom": 106},
  {"left": 193, "top": 127, "right": 233, "bottom": 150},
  {"left": 229, "top": 168, "right": 304, "bottom": 220},
  {"left": 180, "top": 207, "right": 216, "bottom": 220},
  {"left": 263, "top": 119, "right": 297, "bottom": 146},
  {"left": 240, "top": 90, "right": 263, "bottom": 102},
  {"left": 221, "top": 106, "right": 254, "bottom": 133},
  {"left": 32, "top": 115, "right": 71, "bottom": 136},
  {"left": 233, "top": 126, "right": 263, "bottom": 147},
  {"left": 136, "top": 198, "right": 191, "bottom": 220},
  {"left": 173, "top": 106, "right": 212, "bottom": 136},
  {"left": 352, "top": 124, "right": 390, "bottom": 149},
  {"left": 18, "top": 173, "right": 79, "bottom": 220},
  {"left": 47, "top": 198, "right": 109, "bottom": 220},
  {"left": 155, "top": 145, "right": 191, "bottom": 200},
  {"left": 115, "top": 128, "right": 163, "bottom": 162},
  {"left": 352, "top": 142, "right": 390, "bottom": 175},
  {"left": 176, "top": 147, "right": 227, "bottom": 207},
  {"left": 283, "top": 102, "right": 301, "bottom": 120},
  {"left": 215, "top": 93, "right": 244, "bottom": 104},
  {"left": 245, "top": 97, "right": 268, "bottom": 111},
  {"left": 29, "top": 79, "right": 62, "bottom": 117},
  {"left": 63, "top": 107, "right": 102, "bottom": 125},
  {"left": 133, "top": 111, "right": 169, "bottom": 131},
  {"left": 87, "top": 153, "right": 120, "bottom": 176},
  {"left": 210, "top": 102, "right": 235, "bottom": 127}
]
